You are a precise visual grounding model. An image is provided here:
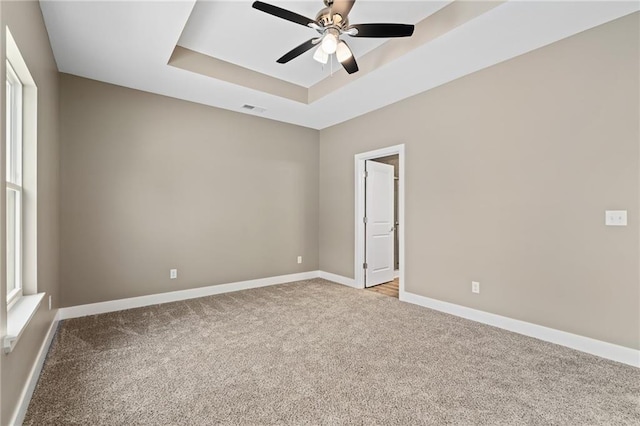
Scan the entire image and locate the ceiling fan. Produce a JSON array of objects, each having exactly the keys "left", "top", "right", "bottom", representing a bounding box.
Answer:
[{"left": 252, "top": 0, "right": 415, "bottom": 75}]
